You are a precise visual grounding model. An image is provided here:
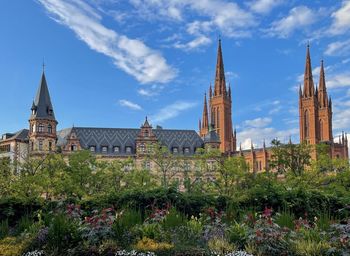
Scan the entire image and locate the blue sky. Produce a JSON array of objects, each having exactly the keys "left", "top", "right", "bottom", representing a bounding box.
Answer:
[{"left": 1, "top": 0, "right": 350, "bottom": 149}]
